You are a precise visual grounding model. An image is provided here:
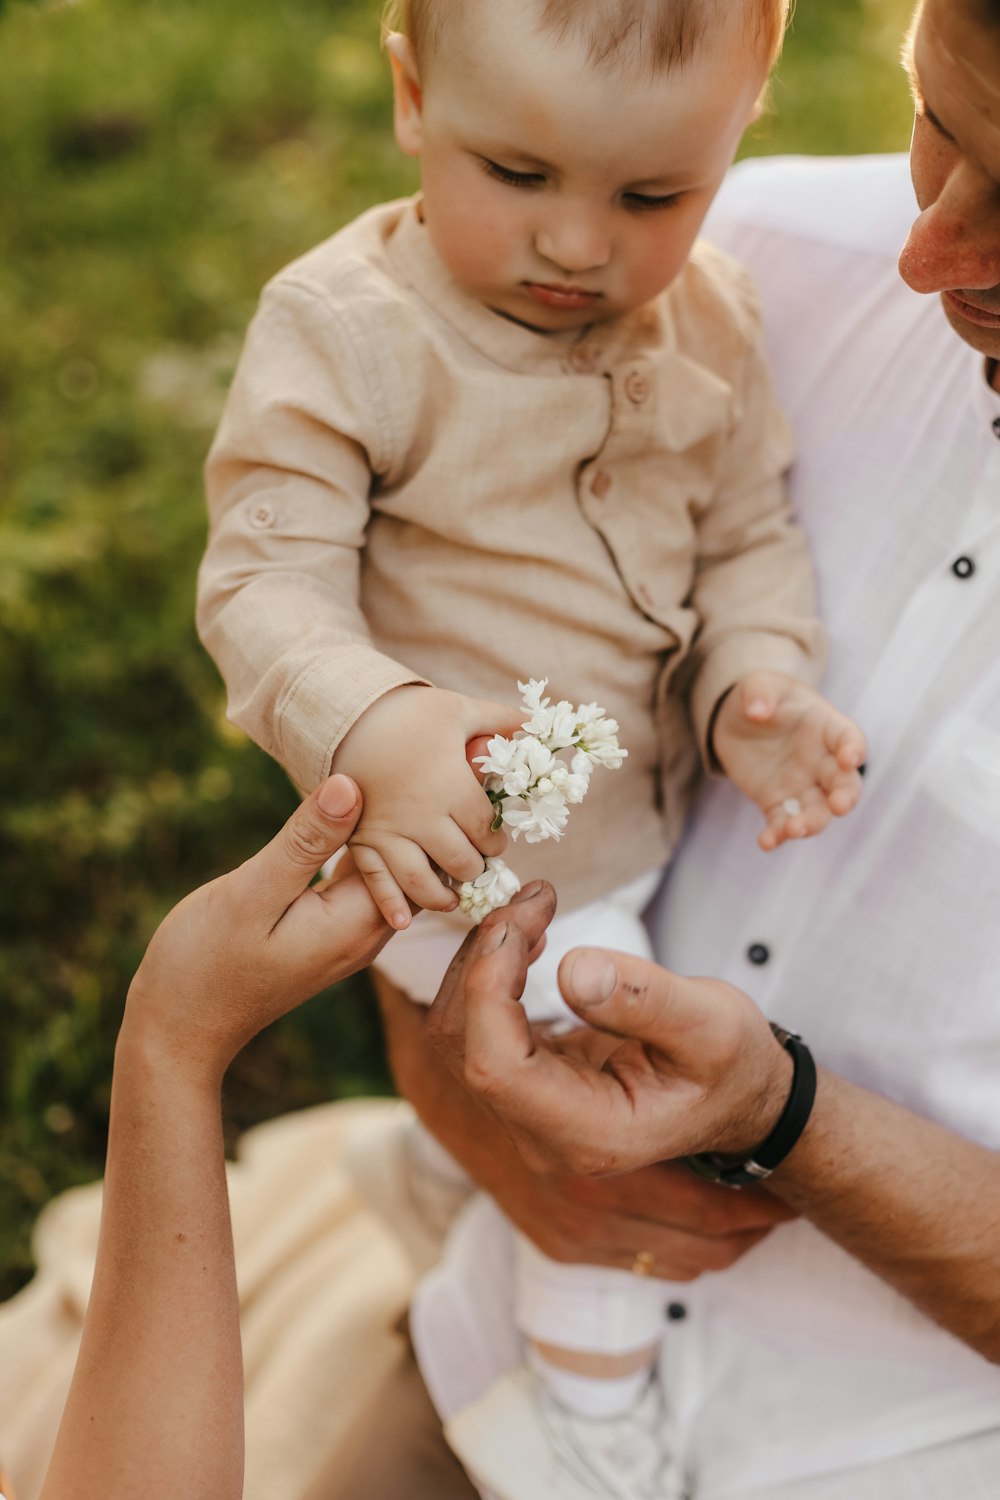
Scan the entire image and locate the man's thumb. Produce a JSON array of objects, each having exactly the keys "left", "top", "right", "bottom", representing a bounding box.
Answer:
[{"left": 557, "top": 948, "right": 689, "bottom": 1050}]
